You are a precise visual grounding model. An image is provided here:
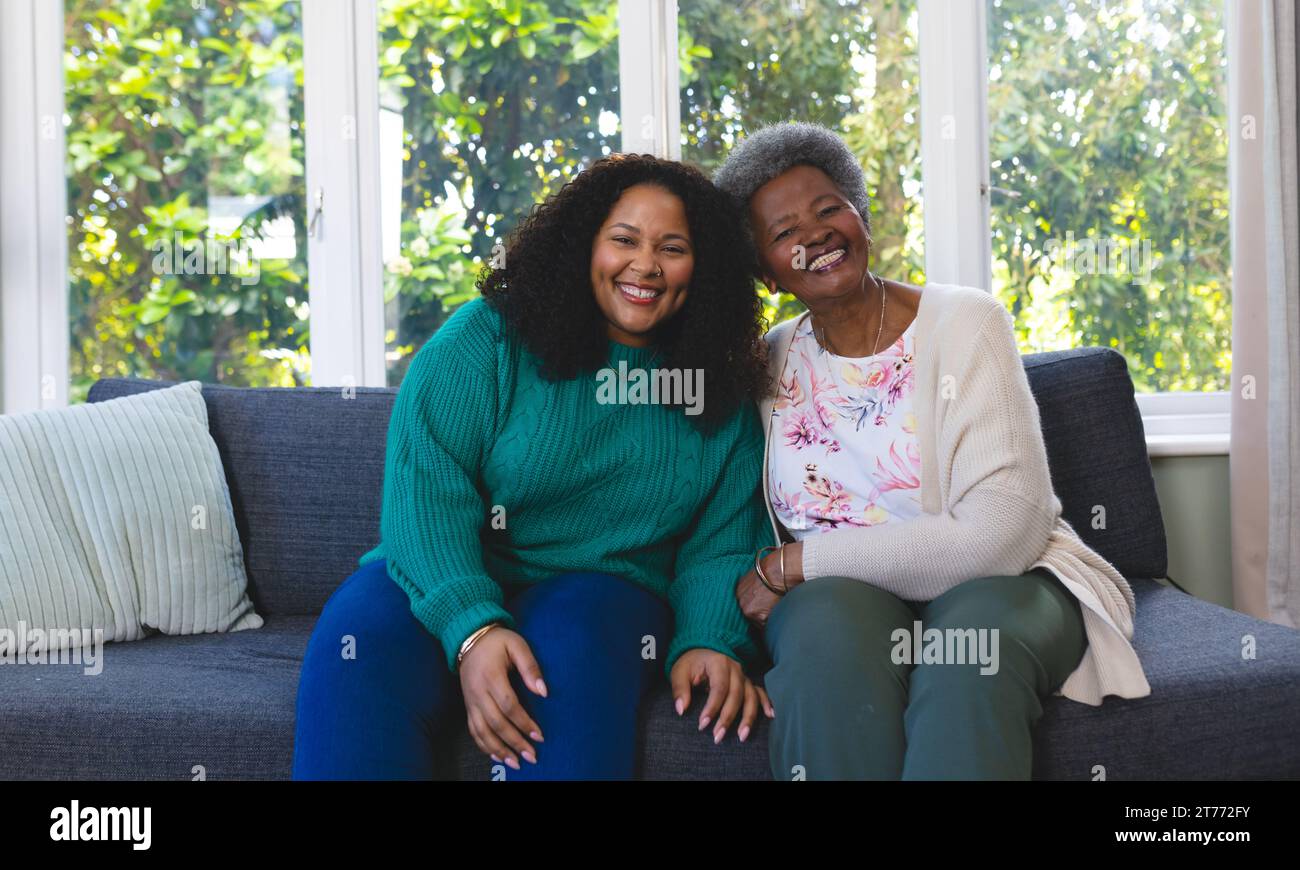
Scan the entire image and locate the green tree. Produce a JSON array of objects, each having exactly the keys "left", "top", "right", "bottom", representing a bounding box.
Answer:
[
  {"left": 988, "top": 0, "right": 1230, "bottom": 391},
  {"left": 376, "top": 0, "right": 622, "bottom": 383},
  {"left": 678, "top": 0, "right": 925, "bottom": 326},
  {"left": 66, "top": 0, "right": 309, "bottom": 404},
  {"left": 68, "top": 0, "right": 1229, "bottom": 400}
]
